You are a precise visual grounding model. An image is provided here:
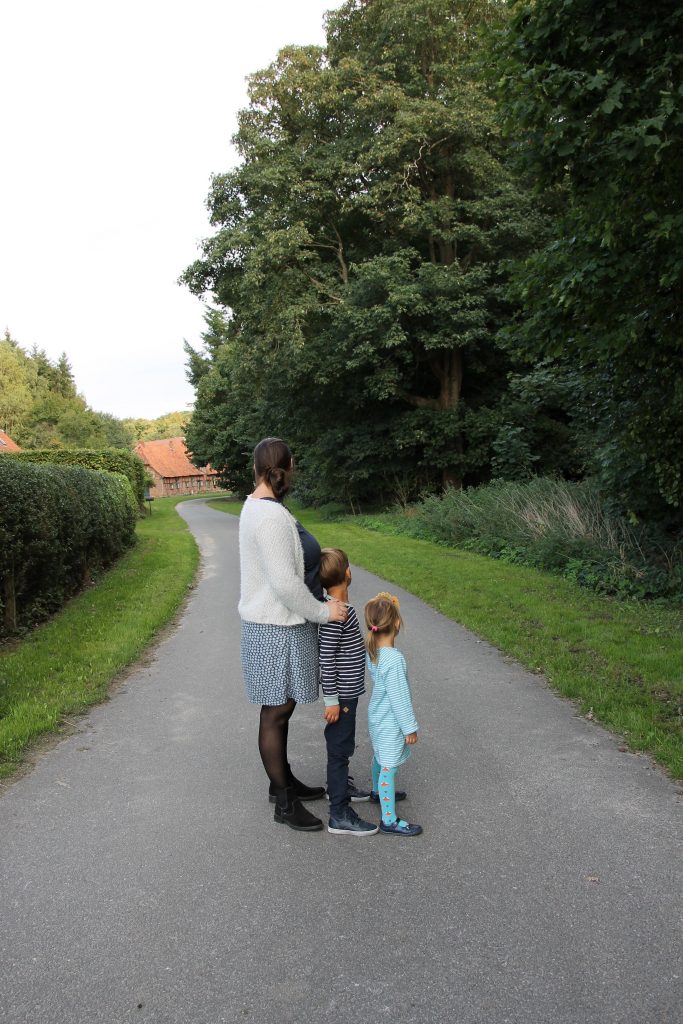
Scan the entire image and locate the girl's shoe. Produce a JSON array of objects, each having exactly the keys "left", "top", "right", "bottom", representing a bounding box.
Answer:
[
  {"left": 370, "top": 789, "right": 406, "bottom": 803},
  {"left": 273, "top": 787, "right": 324, "bottom": 831},
  {"left": 379, "top": 818, "right": 422, "bottom": 837}
]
